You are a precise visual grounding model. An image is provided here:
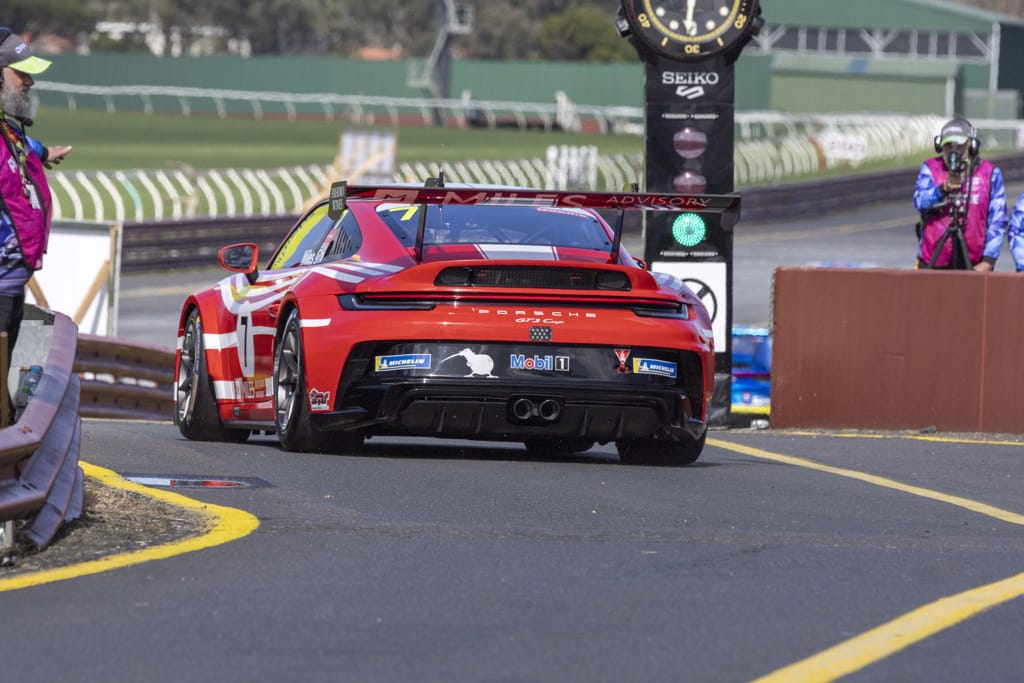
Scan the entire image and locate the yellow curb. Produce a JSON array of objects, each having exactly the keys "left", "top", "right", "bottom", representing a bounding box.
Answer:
[
  {"left": 0, "top": 461, "right": 259, "bottom": 592},
  {"left": 709, "top": 438, "right": 1024, "bottom": 682}
]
